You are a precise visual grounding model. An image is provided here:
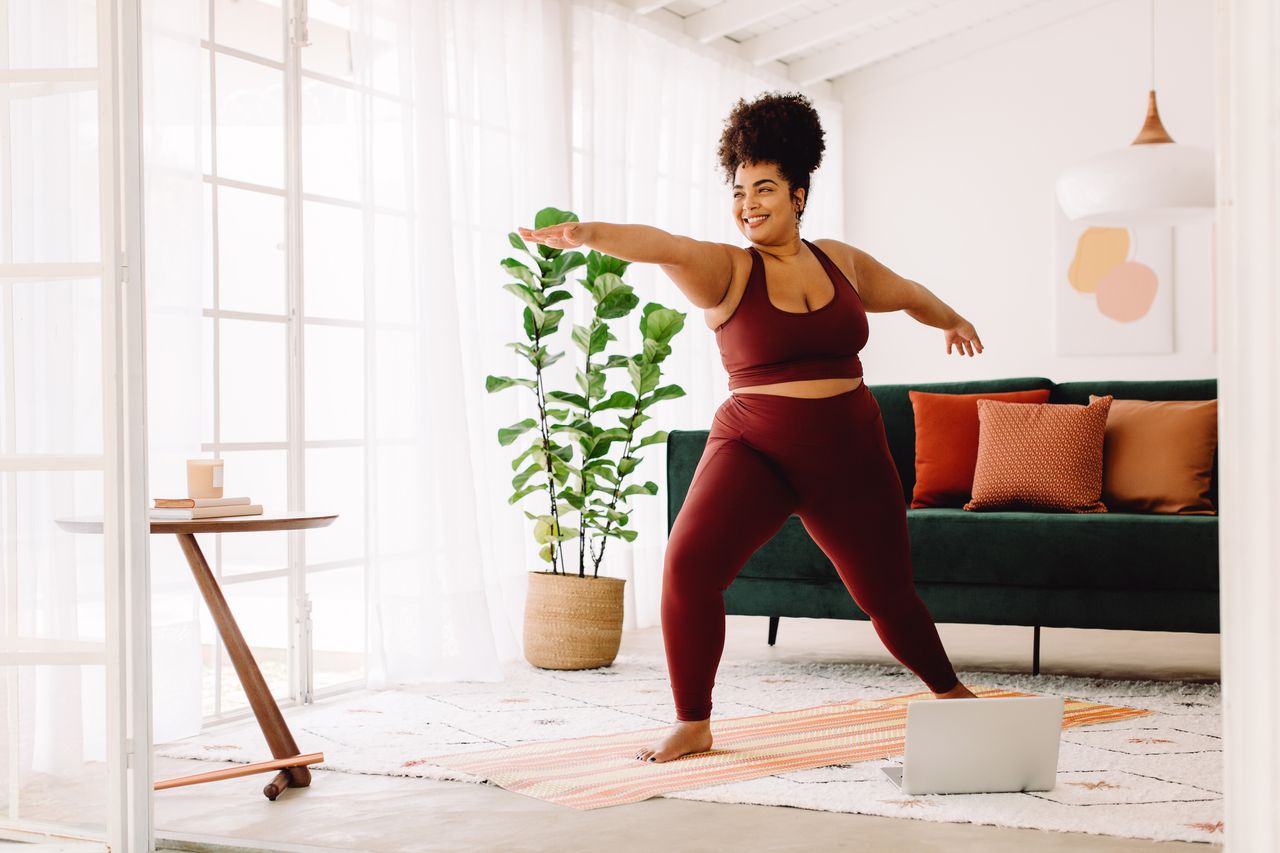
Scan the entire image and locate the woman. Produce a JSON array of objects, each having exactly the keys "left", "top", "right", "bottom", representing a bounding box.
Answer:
[{"left": 519, "top": 91, "right": 982, "bottom": 765}]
